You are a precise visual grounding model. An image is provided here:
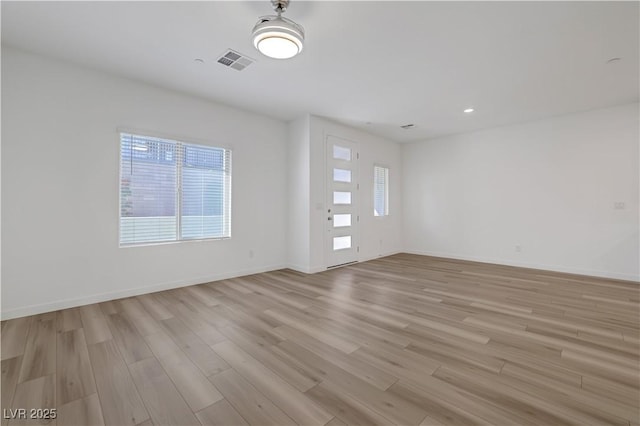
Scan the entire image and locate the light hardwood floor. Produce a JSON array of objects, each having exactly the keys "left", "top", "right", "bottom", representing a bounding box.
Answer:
[{"left": 1, "top": 254, "right": 639, "bottom": 425}]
